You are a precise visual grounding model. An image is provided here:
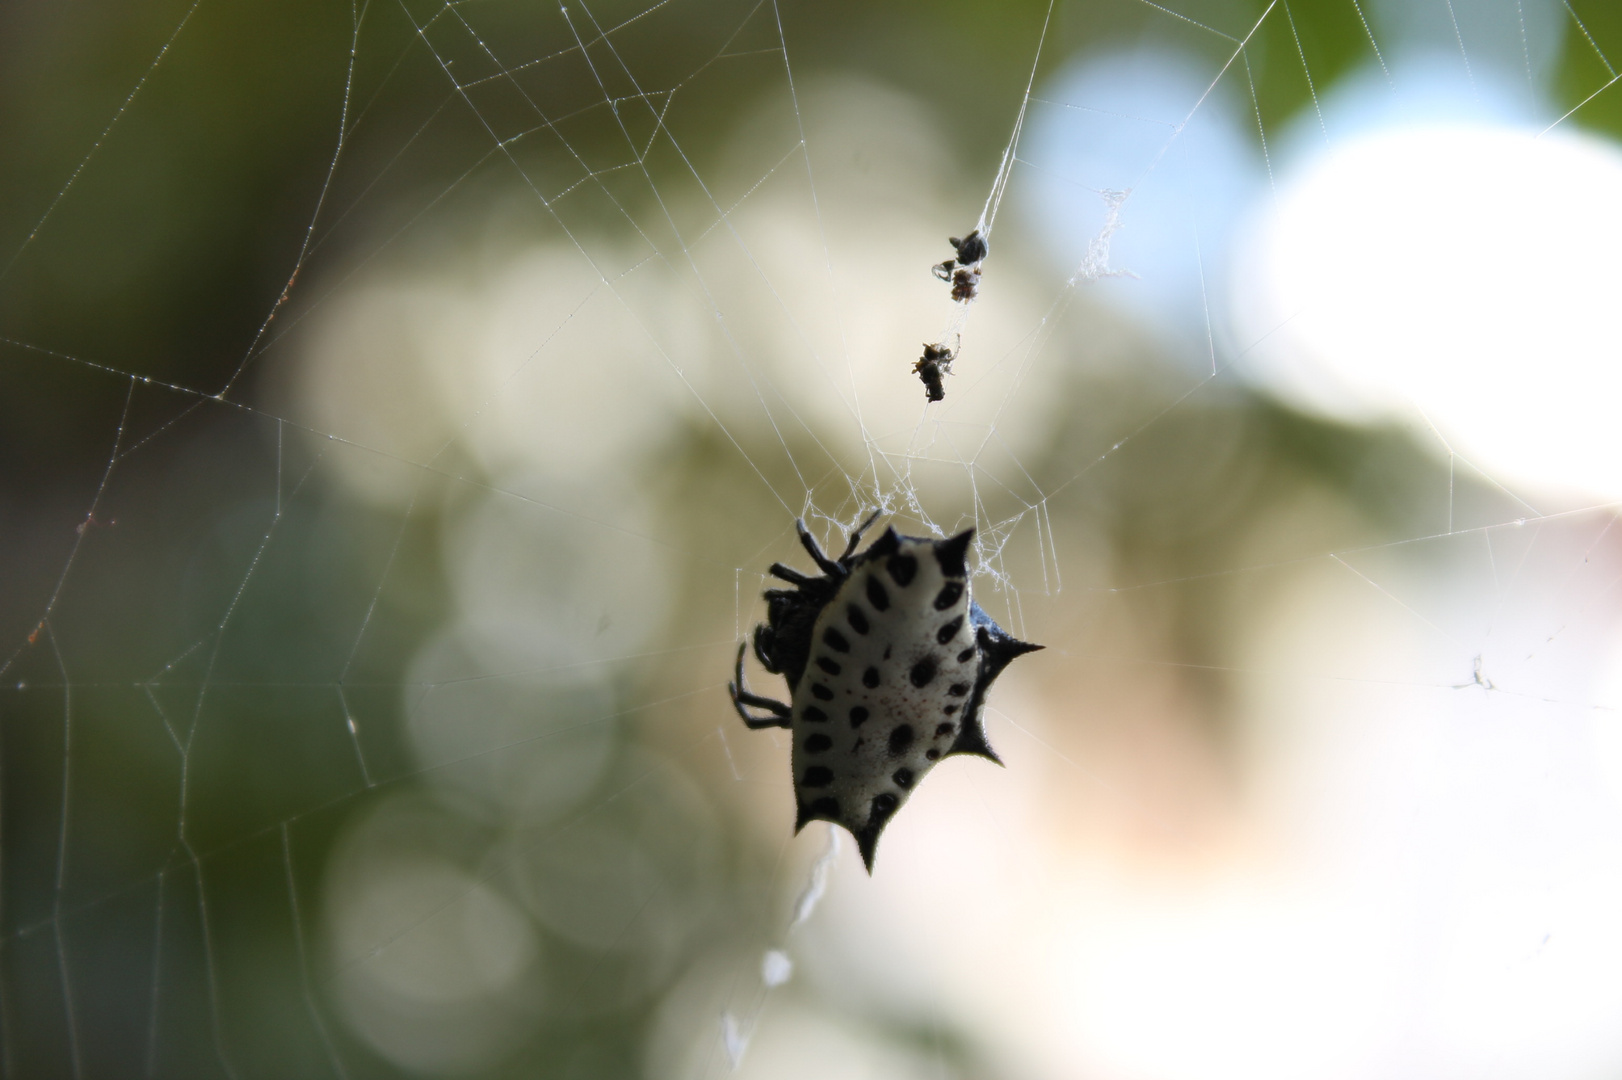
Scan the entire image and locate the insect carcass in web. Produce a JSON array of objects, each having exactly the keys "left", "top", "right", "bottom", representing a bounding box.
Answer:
[
  {"left": 932, "top": 229, "right": 988, "bottom": 302},
  {"left": 914, "top": 342, "right": 954, "bottom": 403},
  {"left": 728, "top": 513, "right": 1042, "bottom": 870}
]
